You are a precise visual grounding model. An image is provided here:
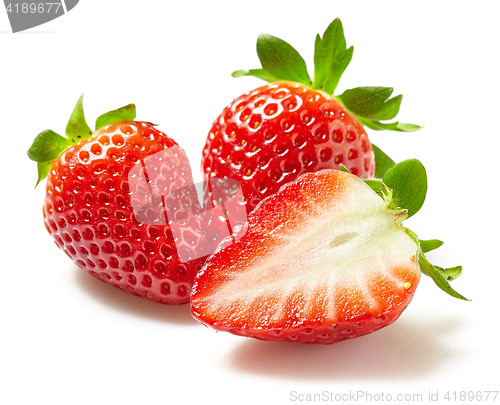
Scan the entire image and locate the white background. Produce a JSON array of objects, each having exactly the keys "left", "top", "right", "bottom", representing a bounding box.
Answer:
[{"left": 1, "top": 1, "right": 499, "bottom": 404}]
